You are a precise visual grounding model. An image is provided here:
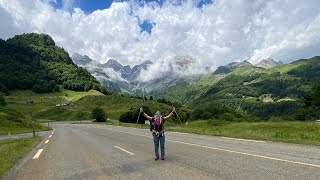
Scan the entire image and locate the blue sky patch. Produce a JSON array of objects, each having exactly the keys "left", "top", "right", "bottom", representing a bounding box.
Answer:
[
  {"left": 196, "top": 0, "right": 214, "bottom": 8},
  {"left": 48, "top": 0, "right": 213, "bottom": 13},
  {"left": 139, "top": 19, "right": 156, "bottom": 34},
  {"left": 49, "top": 0, "right": 127, "bottom": 13}
]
